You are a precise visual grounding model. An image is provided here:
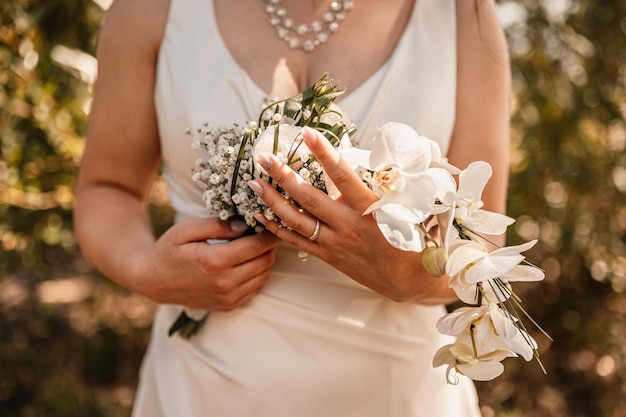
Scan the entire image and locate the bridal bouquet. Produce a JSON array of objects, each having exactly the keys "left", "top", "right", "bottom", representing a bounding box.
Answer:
[{"left": 177, "top": 74, "right": 548, "bottom": 384}]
